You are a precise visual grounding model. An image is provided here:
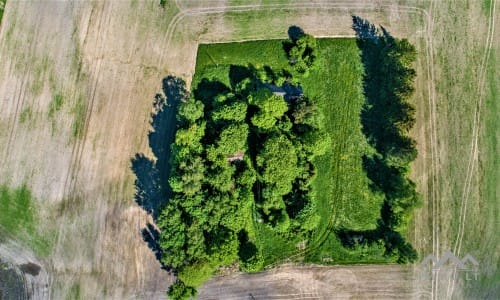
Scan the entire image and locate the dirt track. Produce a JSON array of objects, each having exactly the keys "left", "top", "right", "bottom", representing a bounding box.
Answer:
[{"left": 0, "top": 0, "right": 469, "bottom": 299}]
